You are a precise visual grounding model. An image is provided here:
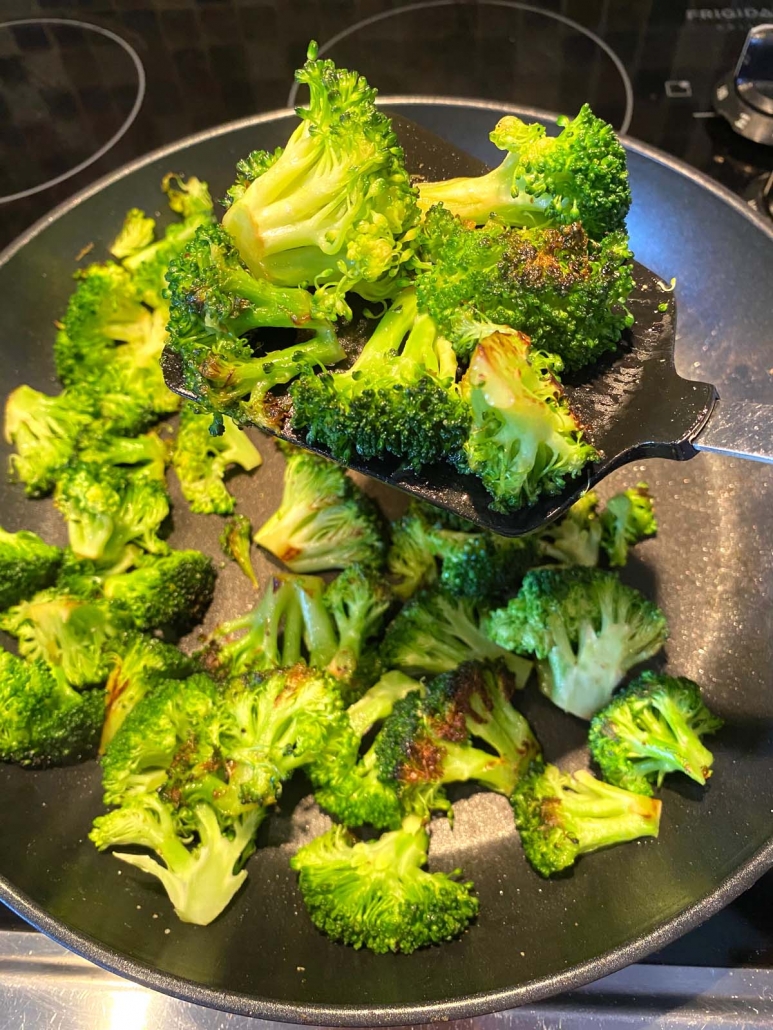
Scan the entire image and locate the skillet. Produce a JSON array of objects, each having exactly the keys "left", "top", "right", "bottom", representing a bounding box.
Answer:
[{"left": 0, "top": 99, "right": 772, "bottom": 1024}]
